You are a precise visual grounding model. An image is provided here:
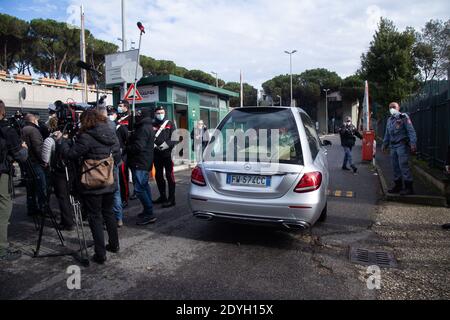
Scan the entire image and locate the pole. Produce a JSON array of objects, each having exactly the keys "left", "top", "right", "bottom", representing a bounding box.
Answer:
[
  {"left": 131, "top": 30, "right": 143, "bottom": 128},
  {"left": 121, "top": 0, "right": 128, "bottom": 99},
  {"left": 121, "top": 0, "right": 126, "bottom": 52},
  {"left": 240, "top": 70, "right": 243, "bottom": 107},
  {"left": 290, "top": 54, "right": 293, "bottom": 107},
  {"left": 80, "top": 5, "right": 88, "bottom": 103},
  {"left": 324, "top": 89, "right": 329, "bottom": 134},
  {"left": 325, "top": 90, "right": 328, "bottom": 134}
]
